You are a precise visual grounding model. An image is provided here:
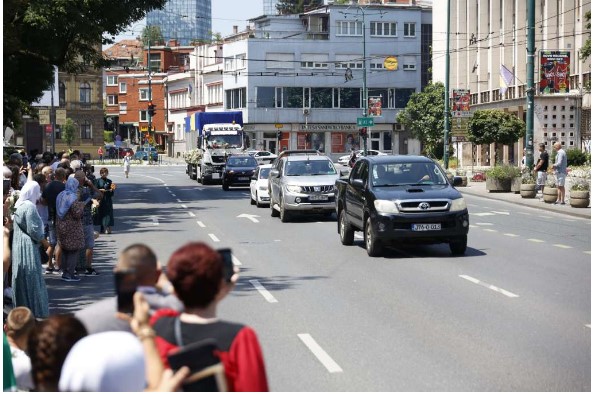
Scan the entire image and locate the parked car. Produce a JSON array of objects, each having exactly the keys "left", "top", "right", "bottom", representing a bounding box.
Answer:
[
  {"left": 269, "top": 154, "right": 339, "bottom": 222},
  {"left": 222, "top": 155, "right": 259, "bottom": 191},
  {"left": 337, "top": 150, "right": 386, "bottom": 166},
  {"left": 250, "top": 164, "right": 272, "bottom": 207},
  {"left": 247, "top": 150, "right": 278, "bottom": 164},
  {"left": 334, "top": 155, "right": 469, "bottom": 257},
  {"left": 105, "top": 146, "right": 134, "bottom": 159},
  {"left": 135, "top": 146, "right": 158, "bottom": 161}
]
